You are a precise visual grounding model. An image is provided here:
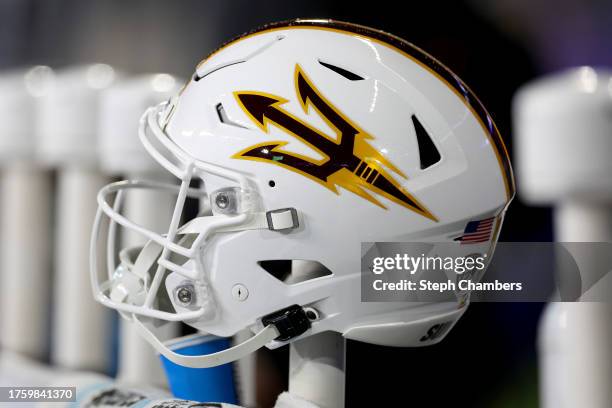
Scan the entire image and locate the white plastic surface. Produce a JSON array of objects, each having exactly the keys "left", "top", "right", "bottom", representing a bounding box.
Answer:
[
  {"left": 0, "top": 165, "right": 52, "bottom": 360},
  {"left": 52, "top": 168, "right": 113, "bottom": 371},
  {"left": 540, "top": 203, "right": 612, "bottom": 408},
  {"left": 0, "top": 65, "right": 53, "bottom": 363},
  {"left": 0, "top": 69, "right": 38, "bottom": 162},
  {"left": 34, "top": 64, "right": 119, "bottom": 372},
  {"left": 99, "top": 74, "right": 182, "bottom": 174},
  {"left": 275, "top": 391, "right": 322, "bottom": 408},
  {"left": 234, "top": 329, "right": 257, "bottom": 407},
  {"left": 289, "top": 332, "right": 345, "bottom": 408},
  {"left": 0, "top": 352, "right": 235, "bottom": 408},
  {"left": 0, "top": 350, "right": 108, "bottom": 389},
  {"left": 539, "top": 301, "right": 612, "bottom": 408},
  {"left": 344, "top": 306, "right": 464, "bottom": 347},
  {"left": 36, "top": 64, "right": 117, "bottom": 167},
  {"left": 515, "top": 67, "right": 612, "bottom": 408},
  {"left": 514, "top": 67, "right": 612, "bottom": 202}
]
